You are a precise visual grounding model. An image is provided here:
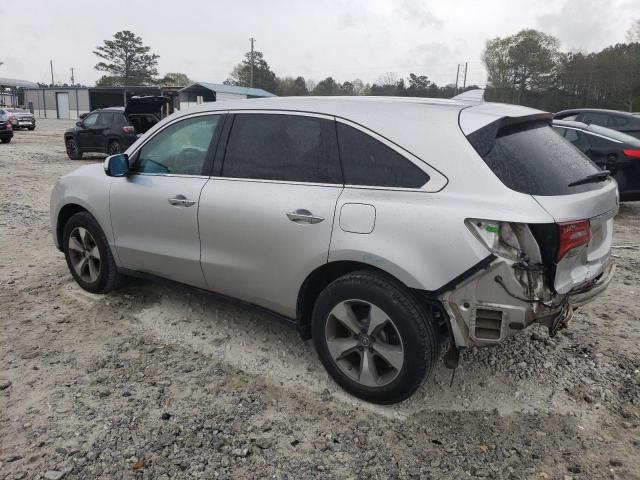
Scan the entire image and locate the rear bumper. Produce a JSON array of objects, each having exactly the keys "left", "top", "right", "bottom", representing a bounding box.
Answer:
[{"left": 568, "top": 260, "right": 615, "bottom": 307}]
